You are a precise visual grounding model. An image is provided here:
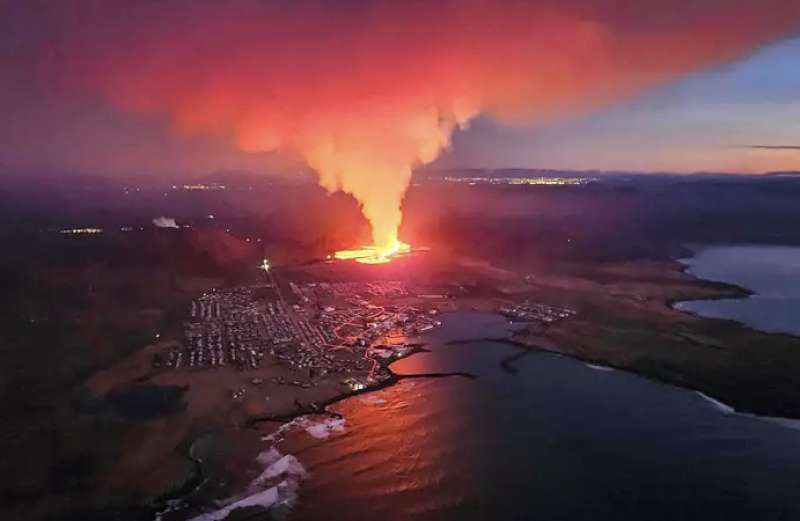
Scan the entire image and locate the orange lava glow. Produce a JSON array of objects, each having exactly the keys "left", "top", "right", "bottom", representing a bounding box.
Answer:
[
  {"left": 45, "top": 1, "right": 800, "bottom": 244},
  {"left": 334, "top": 239, "right": 411, "bottom": 264}
]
